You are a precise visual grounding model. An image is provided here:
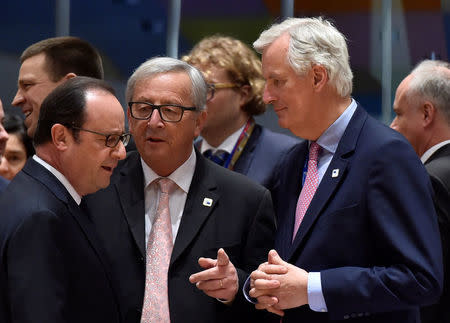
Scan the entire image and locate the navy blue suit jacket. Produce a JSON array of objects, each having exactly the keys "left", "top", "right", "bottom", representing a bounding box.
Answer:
[
  {"left": 0, "top": 176, "right": 8, "bottom": 193},
  {"left": 197, "top": 124, "right": 300, "bottom": 192},
  {"left": 0, "top": 159, "right": 122, "bottom": 323},
  {"left": 272, "top": 105, "right": 443, "bottom": 322}
]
